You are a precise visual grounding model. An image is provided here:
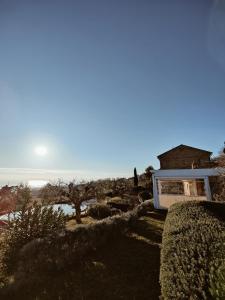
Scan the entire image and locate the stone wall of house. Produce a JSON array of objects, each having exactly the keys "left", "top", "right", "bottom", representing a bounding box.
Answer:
[{"left": 159, "top": 147, "right": 211, "bottom": 169}]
